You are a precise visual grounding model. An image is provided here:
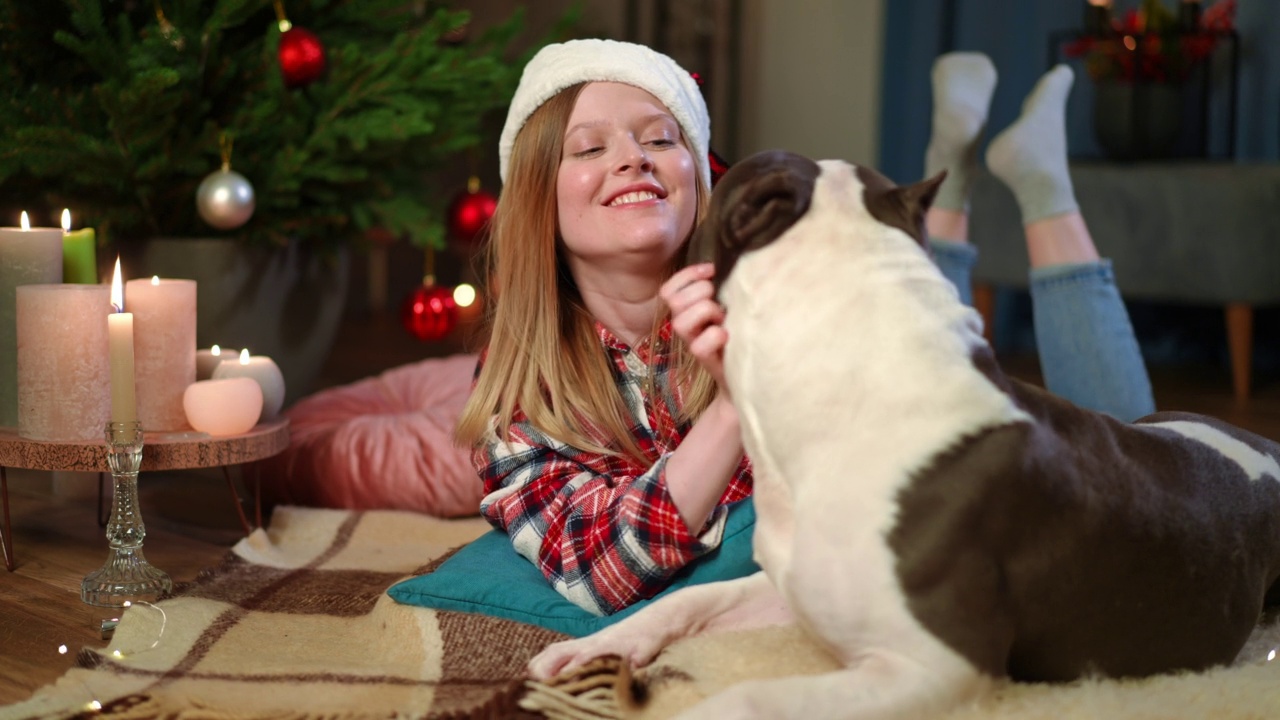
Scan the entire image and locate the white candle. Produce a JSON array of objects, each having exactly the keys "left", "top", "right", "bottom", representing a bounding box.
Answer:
[
  {"left": 212, "top": 349, "right": 285, "bottom": 420},
  {"left": 182, "top": 377, "right": 263, "bottom": 437},
  {"left": 127, "top": 275, "right": 197, "bottom": 431},
  {"left": 196, "top": 344, "right": 228, "bottom": 381},
  {"left": 108, "top": 258, "right": 137, "bottom": 425},
  {"left": 15, "top": 284, "right": 112, "bottom": 441},
  {"left": 0, "top": 211, "right": 64, "bottom": 427}
]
